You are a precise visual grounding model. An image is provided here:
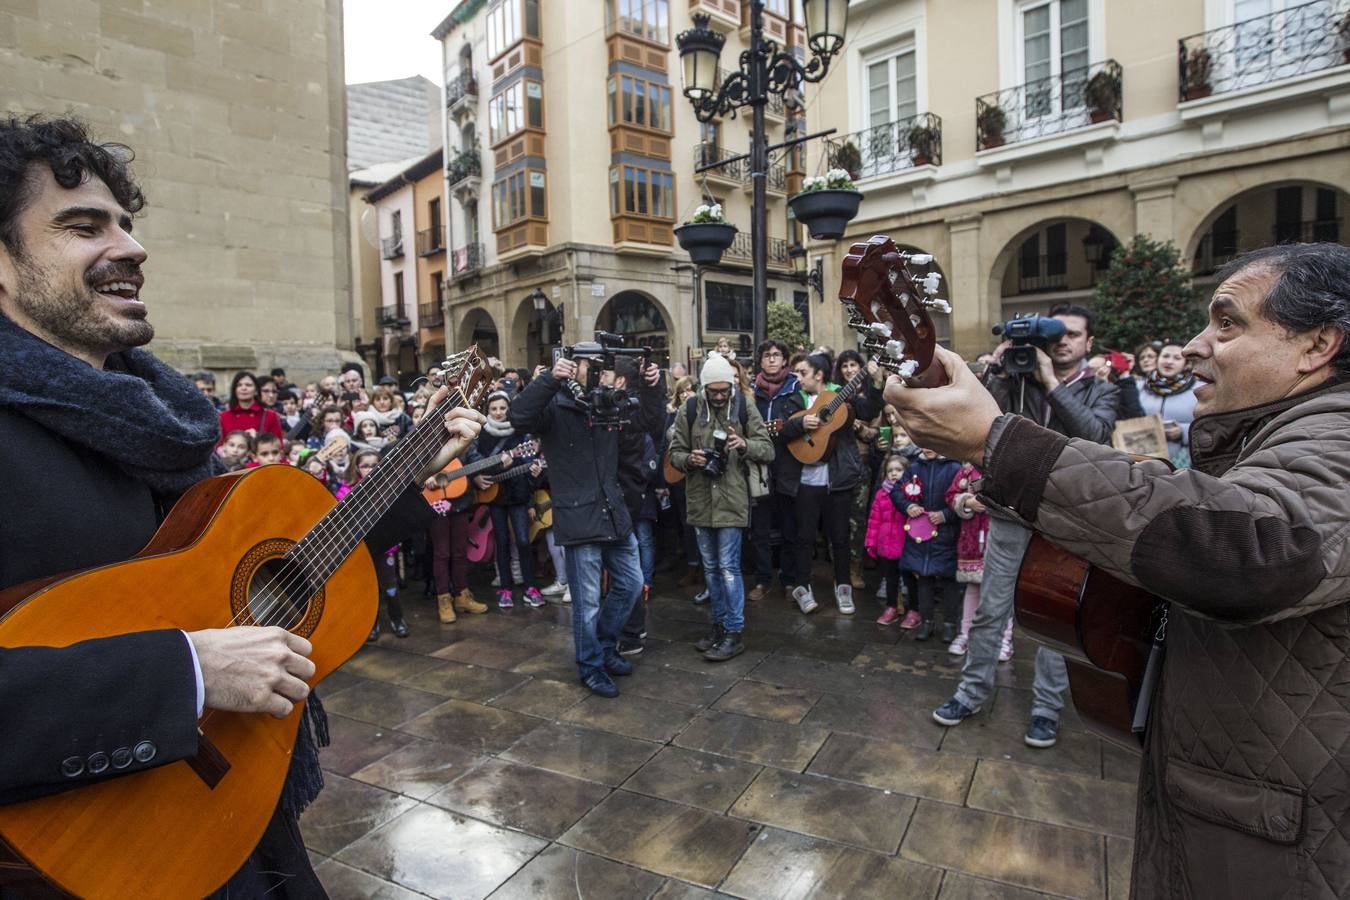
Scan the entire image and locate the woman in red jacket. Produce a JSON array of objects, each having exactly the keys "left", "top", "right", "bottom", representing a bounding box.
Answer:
[{"left": 218, "top": 371, "right": 284, "bottom": 444}]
